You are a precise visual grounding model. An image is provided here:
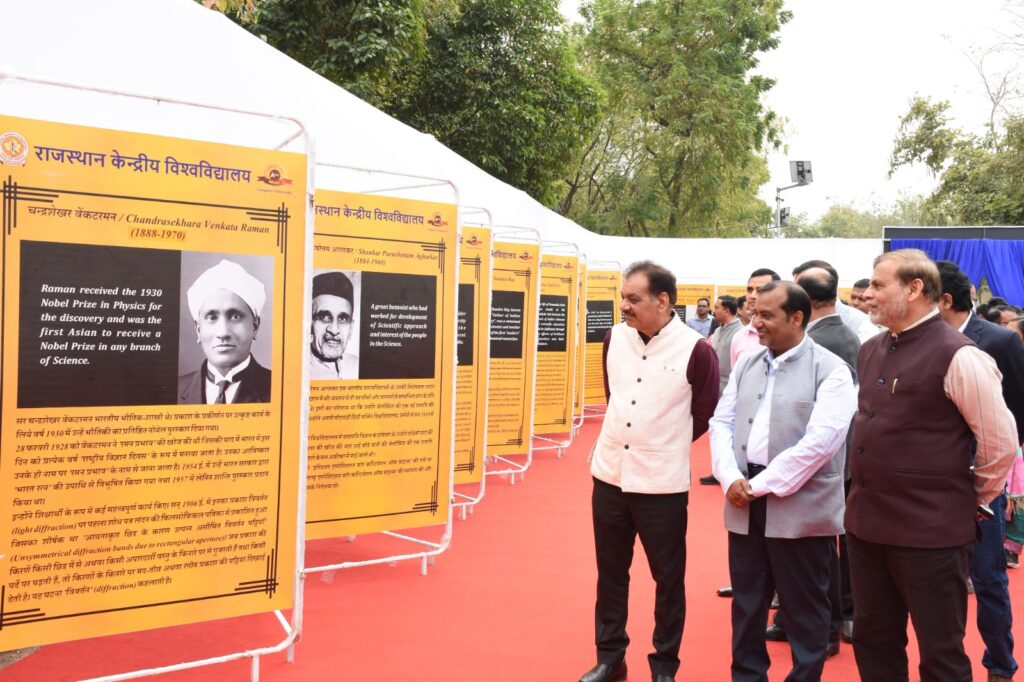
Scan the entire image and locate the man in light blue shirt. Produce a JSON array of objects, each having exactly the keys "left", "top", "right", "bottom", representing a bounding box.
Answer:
[{"left": 686, "top": 297, "right": 713, "bottom": 338}]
